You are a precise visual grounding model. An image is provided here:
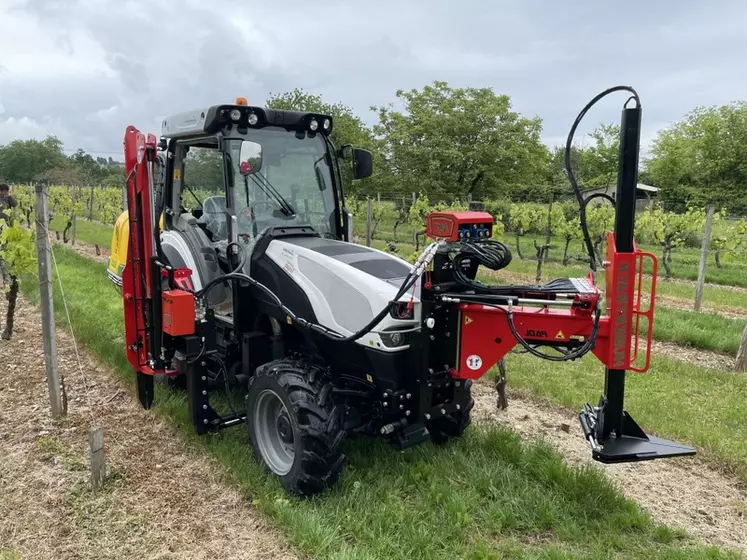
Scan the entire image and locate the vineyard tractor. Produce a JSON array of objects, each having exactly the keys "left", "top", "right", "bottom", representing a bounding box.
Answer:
[{"left": 114, "top": 88, "right": 695, "bottom": 495}]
